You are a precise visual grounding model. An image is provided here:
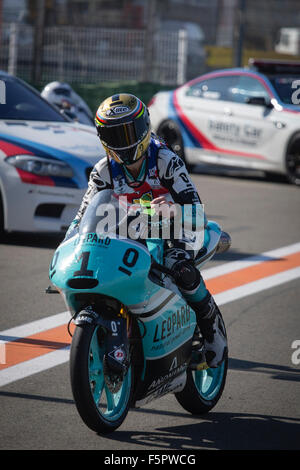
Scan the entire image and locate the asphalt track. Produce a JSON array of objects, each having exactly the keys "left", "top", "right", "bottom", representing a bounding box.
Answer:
[{"left": 0, "top": 167, "right": 299, "bottom": 451}]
